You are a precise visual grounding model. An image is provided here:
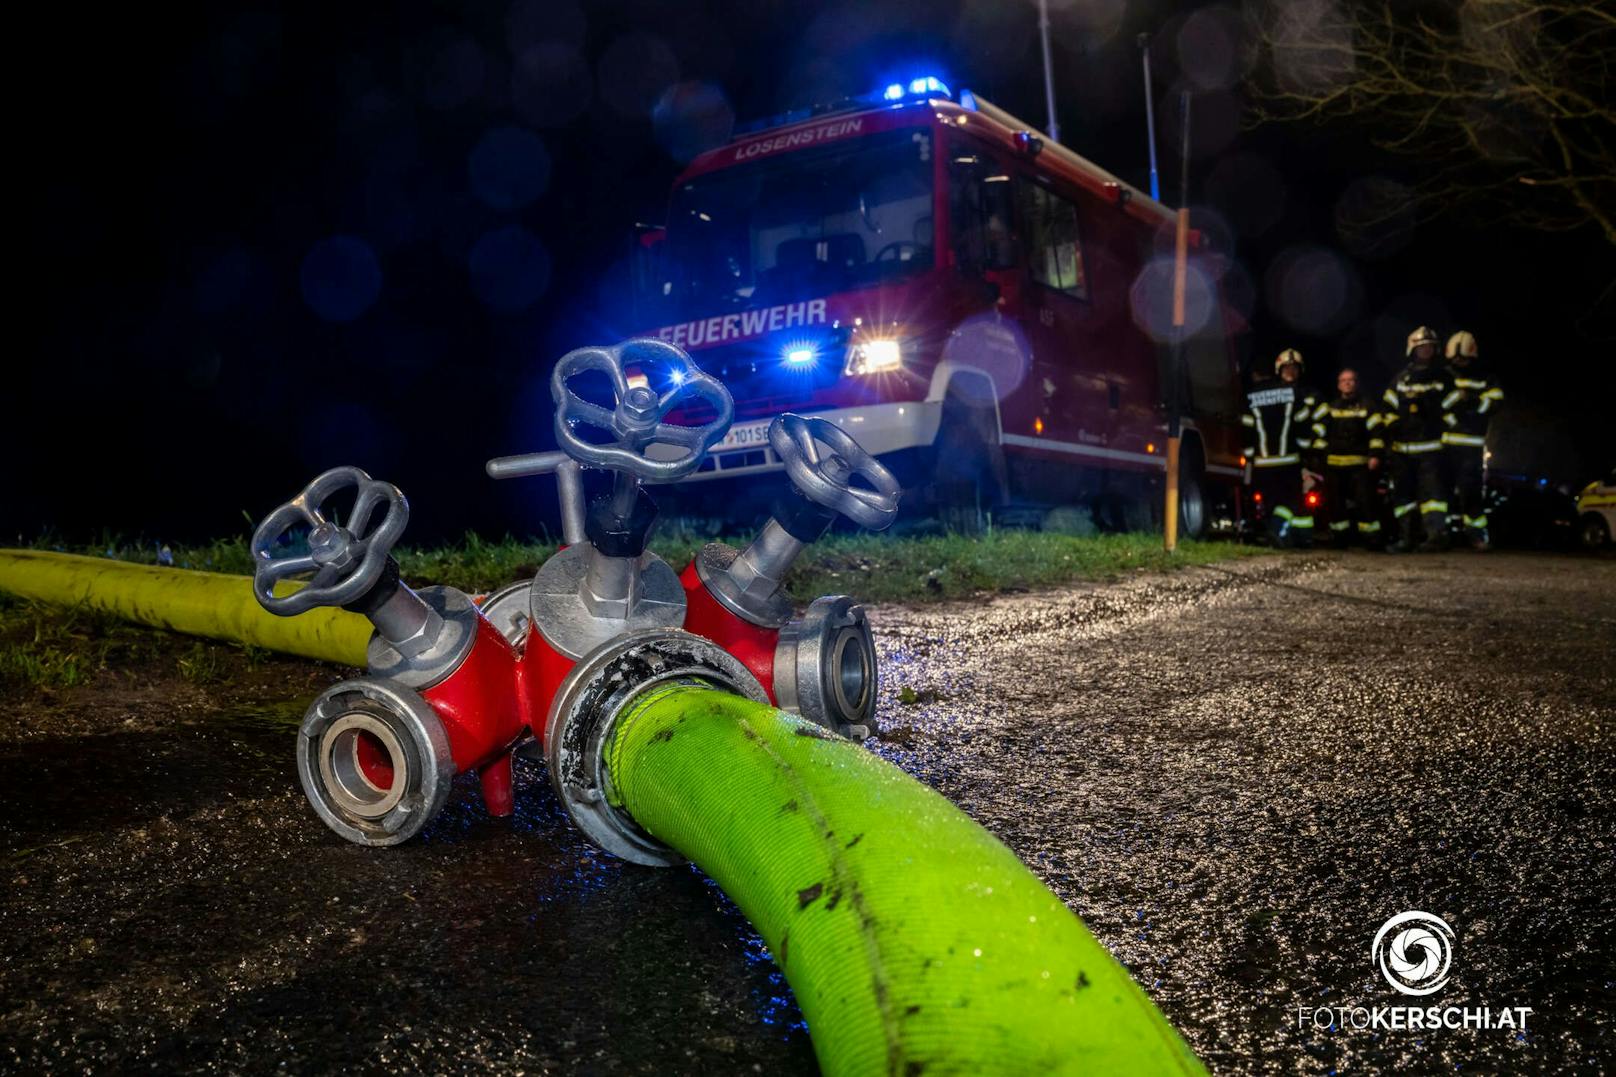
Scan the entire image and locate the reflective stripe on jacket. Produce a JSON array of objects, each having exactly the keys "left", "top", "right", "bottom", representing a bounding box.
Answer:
[
  {"left": 1382, "top": 364, "right": 1454, "bottom": 451},
  {"left": 1243, "top": 381, "right": 1317, "bottom": 464},
  {"left": 1442, "top": 367, "right": 1503, "bottom": 446},
  {"left": 1312, "top": 394, "right": 1381, "bottom": 463}
]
